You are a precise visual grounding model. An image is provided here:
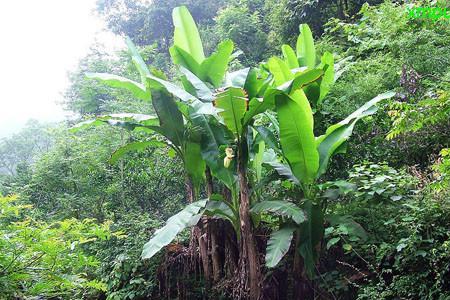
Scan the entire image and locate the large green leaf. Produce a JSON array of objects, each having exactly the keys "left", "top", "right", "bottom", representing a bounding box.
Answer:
[
  {"left": 199, "top": 40, "right": 234, "bottom": 87},
  {"left": 262, "top": 149, "right": 299, "bottom": 184},
  {"left": 190, "top": 114, "right": 236, "bottom": 190},
  {"left": 265, "top": 225, "right": 295, "bottom": 268},
  {"left": 169, "top": 45, "right": 201, "bottom": 75},
  {"left": 179, "top": 66, "right": 214, "bottom": 102},
  {"left": 71, "top": 113, "right": 158, "bottom": 133},
  {"left": 242, "top": 69, "right": 323, "bottom": 126},
  {"left": 316, "top": 91, "right": 395, "bottom": 177},
  {"left": 268, "top": 57, "right": 294, "bottom": 86},
  {"left": 147, "top": 74, "right": 197, "bottom": 103},
  {"left": 296, "top": 24, "right": 316, "bottom": 69},
  {"left": 86, "top": 73, "right": 150, "bottom": 101},
  {"left": 172, "top": 6, "right": 205, "bottom": 65},
  {"left": 254, "top": 126, "right": 279, "bottom": 154},
  {"left": 204, "top": 197, "right": 236, "bottom": 224},
  {"left": 253, "top": 138, "right": 265, "bottom": 182},
  {"left": 126, "top": 37, "right": 151, "bottom": 84},
  {"left": 318, "top": 52, "right": 334, "bottom": 105},
  {"left": 214, "top": 87, "right": 248, "bottom": 136},
  {"left": 298, "top": 200, "right": 324, "bottom": 278},
  {"left": 141, "top": 199, "right": 207, "bottom": 259},
  {"left": 251, "top": 200, "right": 306, "bottom": 224},
  {"left": 152, "top": 90, "right": 185, "bottom": 146},
  {"left": 226, "top": 68, "right": 250, "bottom": 88},
  {"left": 184, "top": 141, "right": 206, "bottom": 189},
  {"left": 276, "top": 90, "right": 319, "bottom": 184},
  {"left": 110, "top": 140, "right": 165, "bottom": 164},
  {"left": 282, "top": 44, "right": 299, "bottom": 69}
]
